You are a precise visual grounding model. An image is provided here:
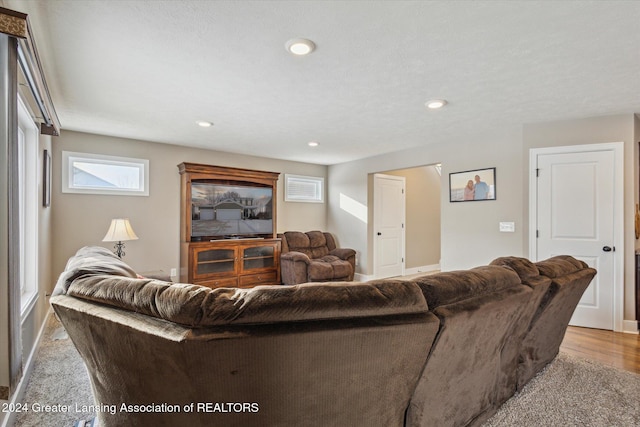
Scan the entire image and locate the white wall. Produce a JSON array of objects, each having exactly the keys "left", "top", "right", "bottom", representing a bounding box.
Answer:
[
  {"left": 50, "top": 130, "right": 328, "bottom": 285},
  {"left": 328, "top": 126, "right": 524, "bottom": 276}
]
